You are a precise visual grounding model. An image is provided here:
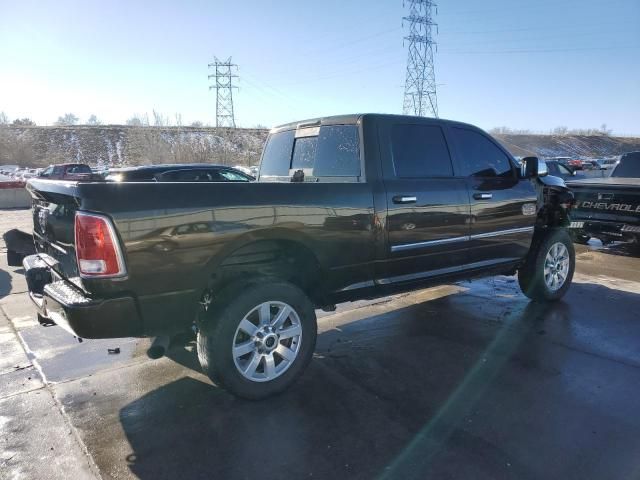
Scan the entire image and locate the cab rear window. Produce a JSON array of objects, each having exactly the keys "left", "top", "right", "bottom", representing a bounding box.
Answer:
[{"left": 259, "top": 125, "right": 361, "bottom": 180}]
